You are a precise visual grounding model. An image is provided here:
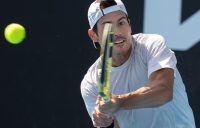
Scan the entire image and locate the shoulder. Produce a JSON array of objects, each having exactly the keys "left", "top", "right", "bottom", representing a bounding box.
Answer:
[
  {"left": 133, "top": 33, "right": 165, "bottom": 41},
  {"left": 81, "top": 57, "right": 101, "bottom": 92},
  {"left": 133, "top": 33, "right": 168, "bottom": 54},
  {"left": 133, "top": 33, "right": 165, "bottom": 47},
  {"left": 87, "top": 57, "right": 101, "bottom": 79}
]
